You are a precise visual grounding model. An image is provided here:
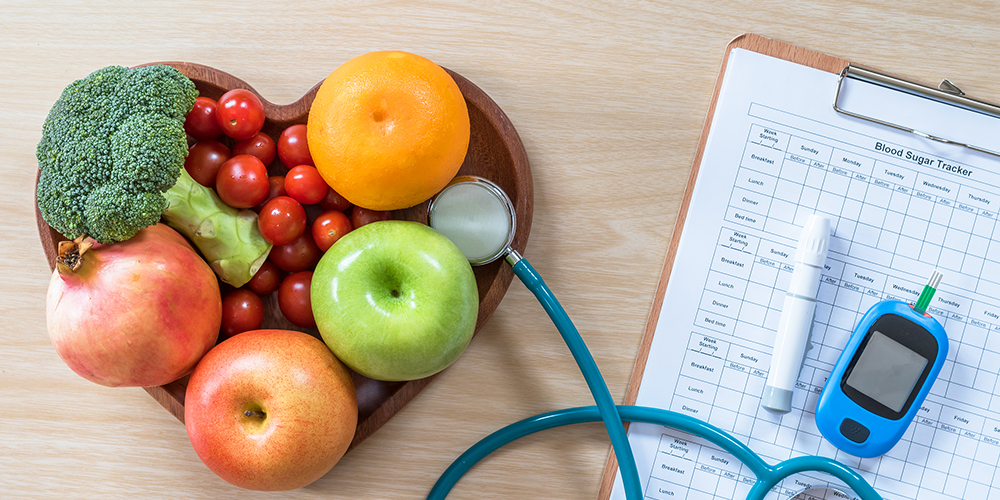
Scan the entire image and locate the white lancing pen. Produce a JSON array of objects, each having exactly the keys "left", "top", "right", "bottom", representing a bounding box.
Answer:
[{"left": 762, "top": 214, "right": 831, "bottom": 414}]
